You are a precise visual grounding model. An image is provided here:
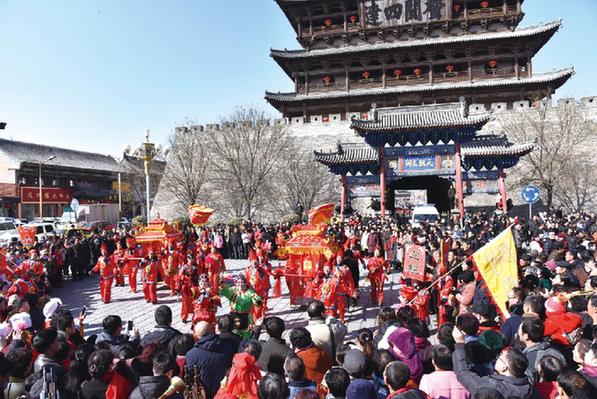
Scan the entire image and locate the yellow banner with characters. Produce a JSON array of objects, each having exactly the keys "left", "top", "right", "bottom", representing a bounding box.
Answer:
[{"left": 471, "top": 226, "right": 518, "bottom": 318}]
